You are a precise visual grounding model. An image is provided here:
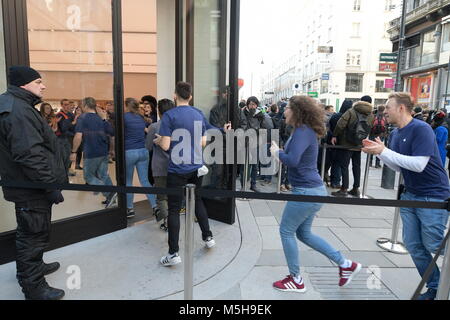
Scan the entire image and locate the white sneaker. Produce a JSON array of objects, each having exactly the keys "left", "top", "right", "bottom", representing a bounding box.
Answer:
[
  {"left": 205, "top": 237, "right": 216, "bottom": 249},
  {"left": 160, "top": 253, "right": 181, "bottom": 266}
]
